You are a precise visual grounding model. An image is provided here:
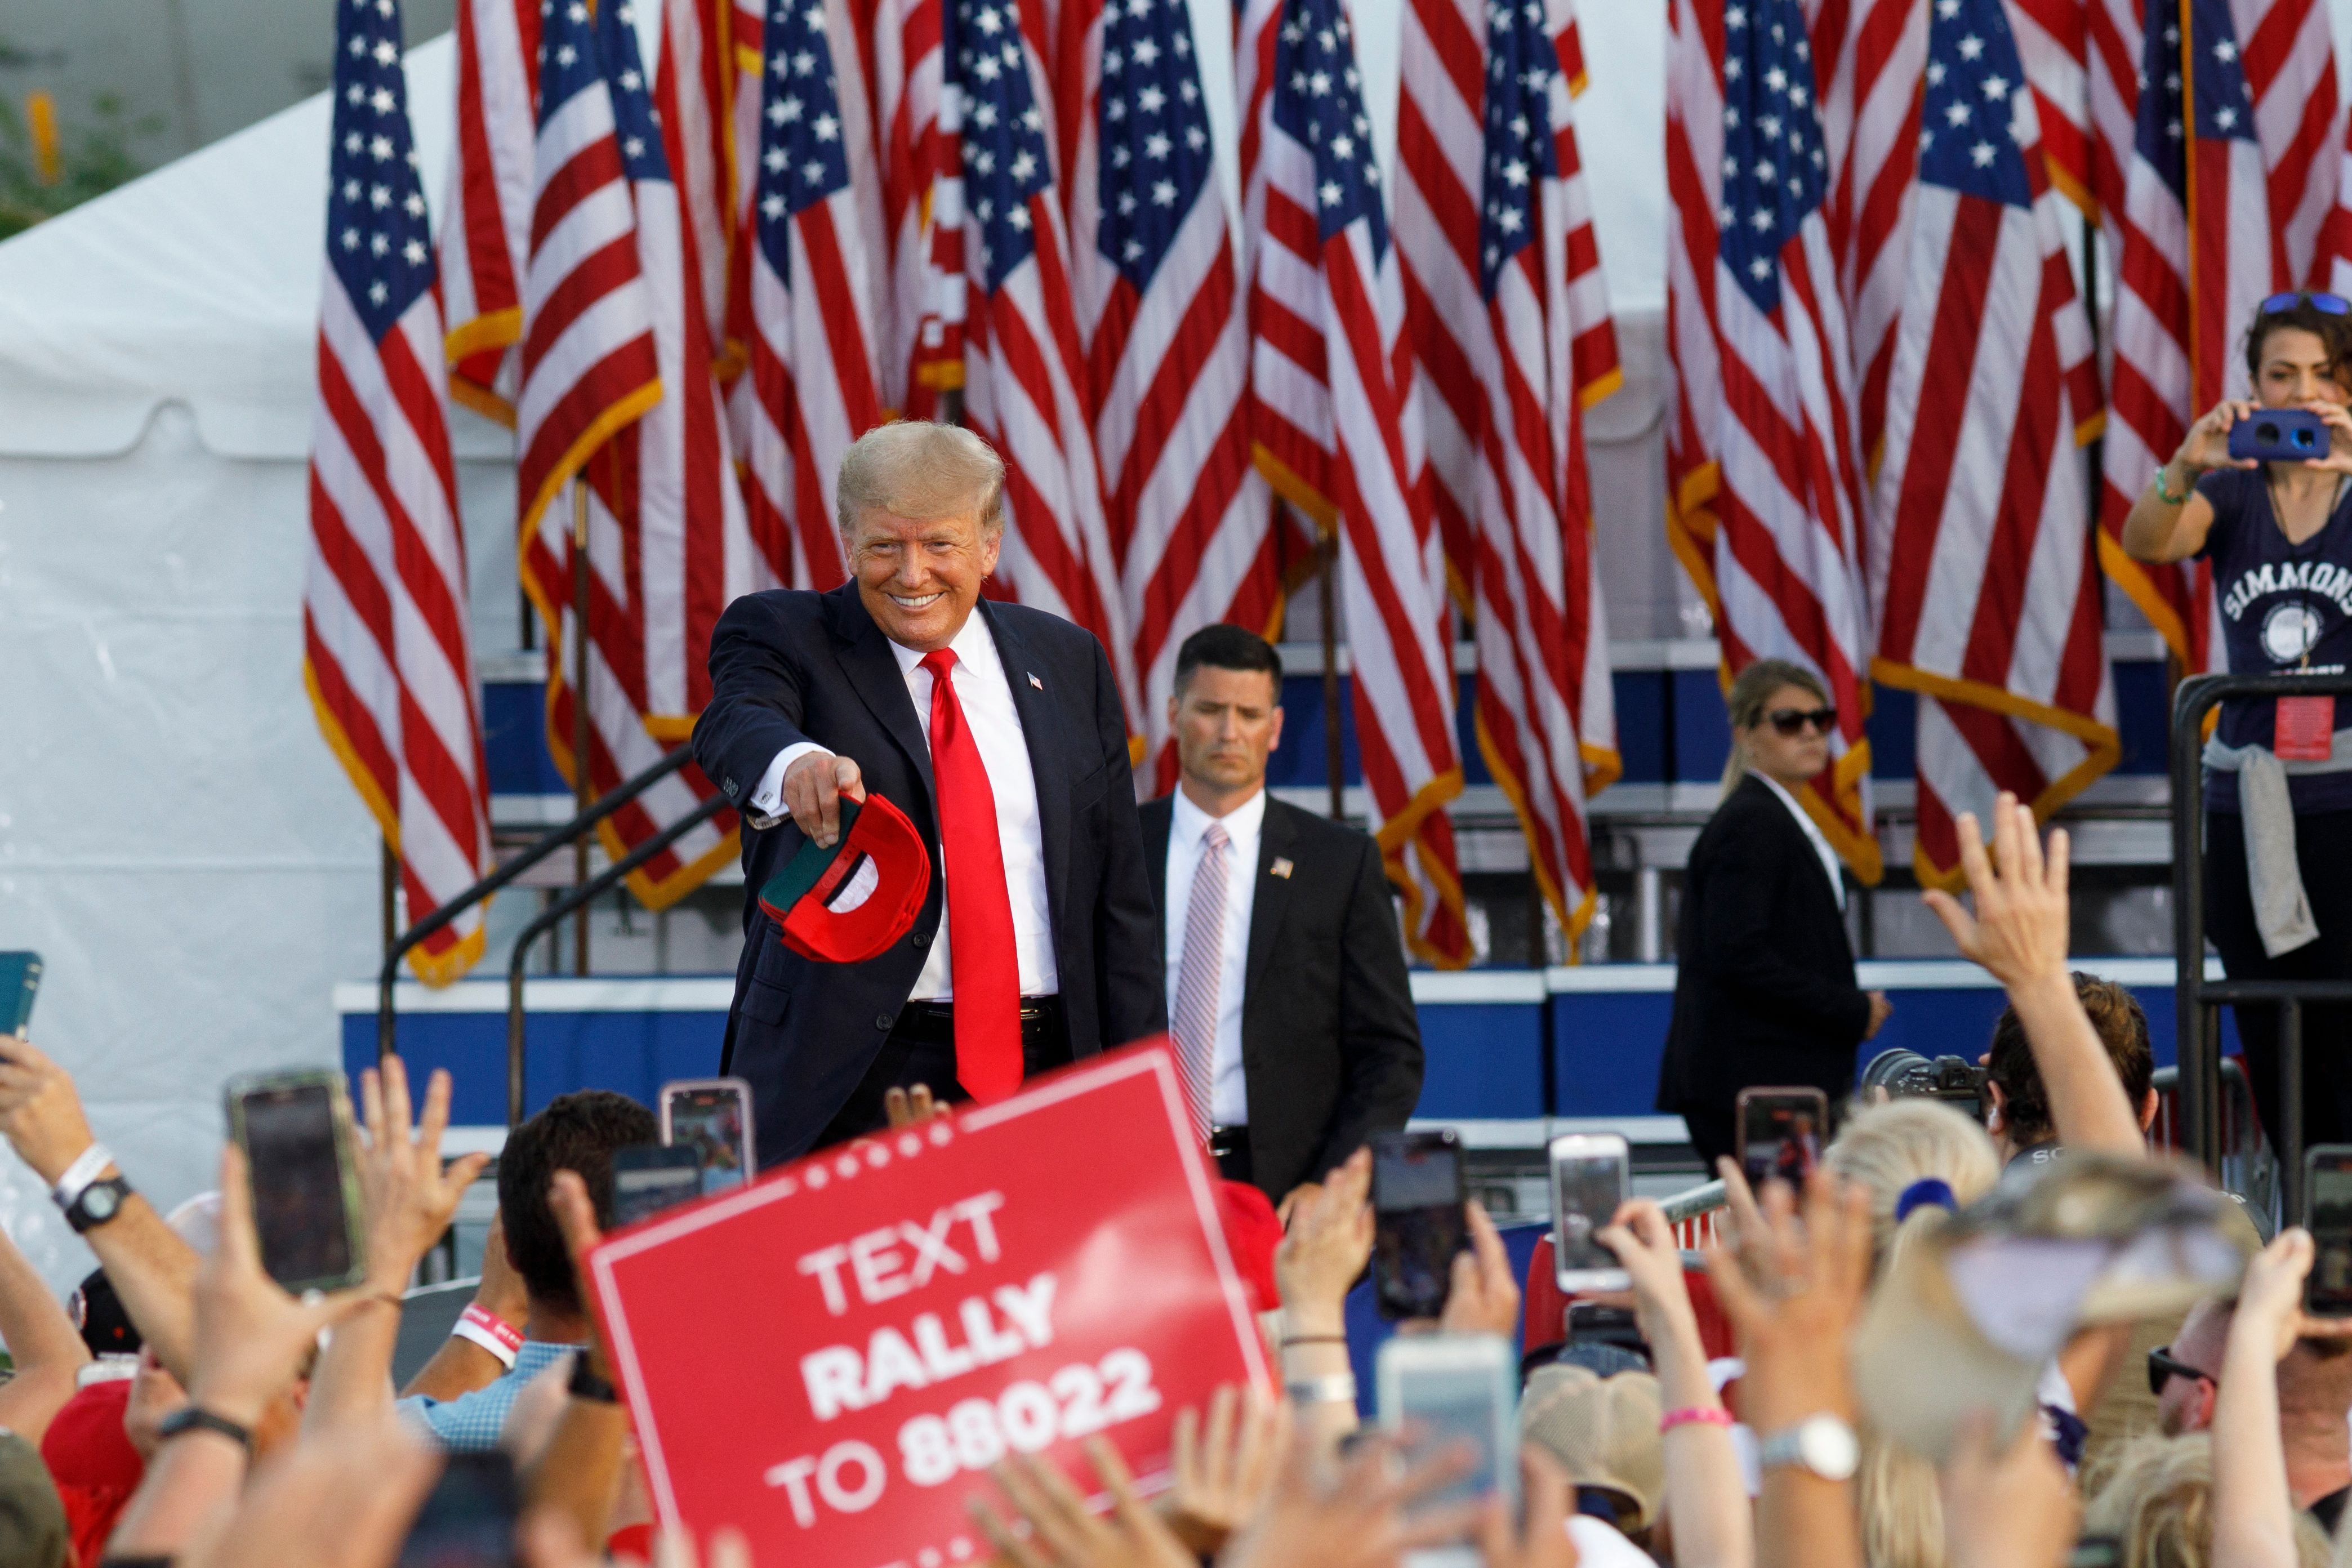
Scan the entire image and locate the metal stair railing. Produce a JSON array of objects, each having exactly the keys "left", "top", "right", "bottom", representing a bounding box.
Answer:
[
  {"left": 501, "top": 791, "right": 729, "bottom": 1125},
  {"left": 375, "top": 744, "right": 701, "bottom": 1063},
  {"left": 2170, "top": 671, "right": 2352, "bottom": 1221}
]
